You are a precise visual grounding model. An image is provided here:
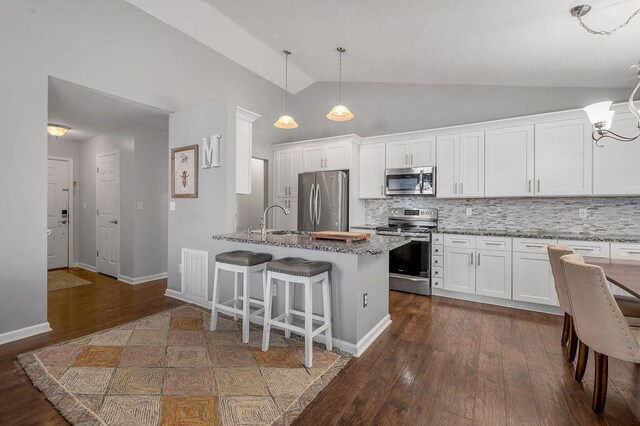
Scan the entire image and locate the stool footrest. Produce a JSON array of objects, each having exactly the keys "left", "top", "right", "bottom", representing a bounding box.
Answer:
[
  {"left": 237, "top": 296, "right": 265, "bottom": 306},
  {"left": 268, "top": 315, "right": 329, "bottom": 338},
  {"left": 289, "top": 308, "right": 326, "bottom": 322}
]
